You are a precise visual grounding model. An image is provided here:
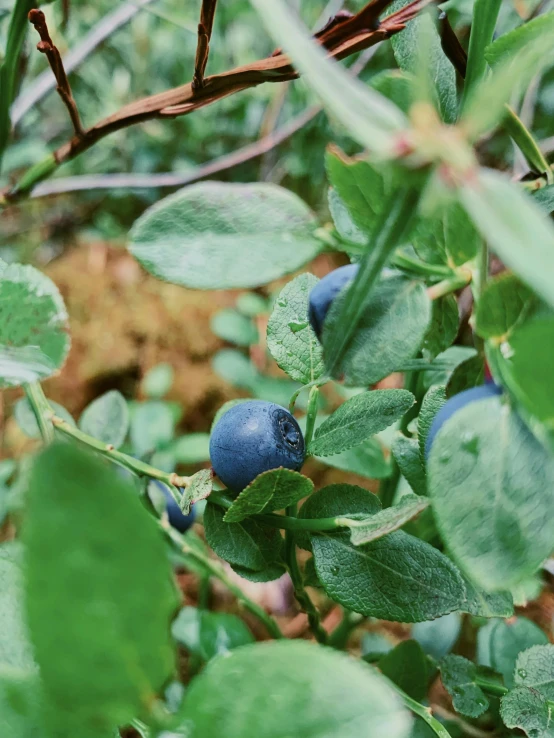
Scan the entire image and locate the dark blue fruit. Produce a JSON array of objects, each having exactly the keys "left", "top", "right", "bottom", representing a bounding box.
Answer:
[
  {"left": 210, "top": 400, "right": 305, "bottom": 491},
  {"left": 425, "top": 383, "right": 502, "bottom": 459},
  {"left": 154, "top": 480, "right": 196, "bottom": 533},
  {"left": 308, "top": 264, "right": 359, "bottom": 338}
]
